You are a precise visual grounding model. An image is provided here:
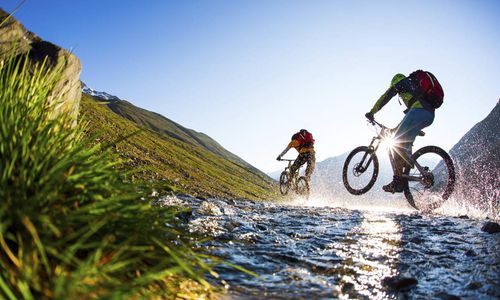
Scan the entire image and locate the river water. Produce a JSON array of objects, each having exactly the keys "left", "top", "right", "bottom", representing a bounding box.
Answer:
[{"left": 161, "top": 195, "right": 500, "bottom": 299}]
